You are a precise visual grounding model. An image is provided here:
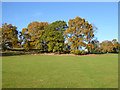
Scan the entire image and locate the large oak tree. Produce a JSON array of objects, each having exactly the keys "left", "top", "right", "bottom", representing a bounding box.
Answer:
[
  {"left": 1, "top": 23, "right": 19, "bottom": 49},
  {"left": 42, "top": 21, "right": 67, "bottom": 53},
  {"left": 20, "top": 21, "right": 48, "bottom": 51},
  {"left": 64, "top": 16, "right": 95, "bottom": 54}
]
